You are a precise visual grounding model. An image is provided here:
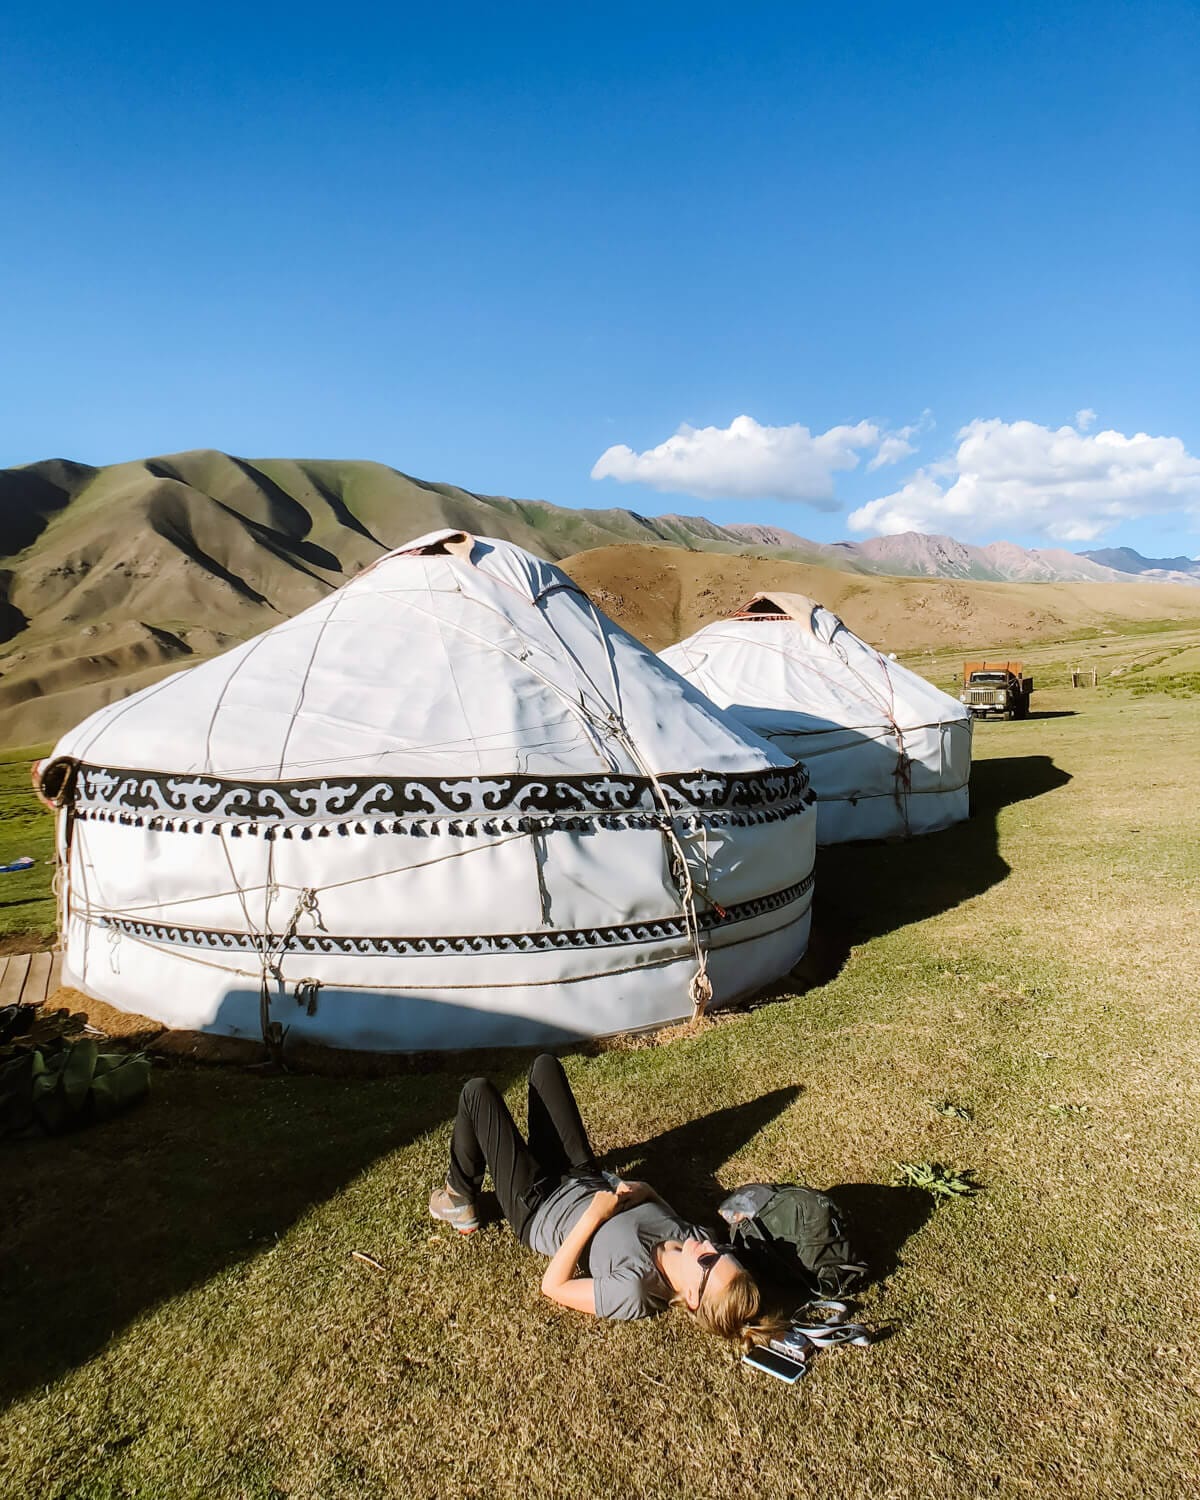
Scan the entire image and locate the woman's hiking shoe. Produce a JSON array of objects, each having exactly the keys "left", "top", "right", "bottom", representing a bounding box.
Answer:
[{"left": 429, "top": 1184, "right": 480, "bottom": 1234}]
